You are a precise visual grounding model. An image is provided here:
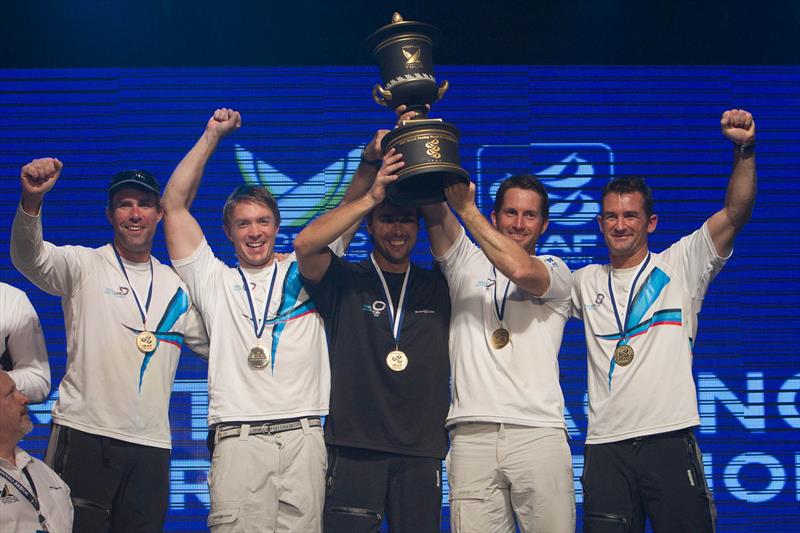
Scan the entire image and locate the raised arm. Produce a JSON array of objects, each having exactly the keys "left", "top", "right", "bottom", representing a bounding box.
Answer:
[
  {"left": 11, "top": 158, "right": 82, "bottom": 296},
  {"left": 18, "top": 157, "right": 61, "bottom": 216},
  {"left": 334, "top": 128, "right": 388, "bottom": 250},
  {"left": 706, "top": 109, "right": 757, "bottom": 257},
  {"left": 294, "top": 149, "right": 402, "bottom": 282},
  {"left": 445, "top": 182, "right": 552, "bottom": 296},
  {"left": 337, "top": 109, "right": 419, "bottom": 249},
  {"left": 419, "top": 198, "right": 462, "bottom": 258},
  {"left": 162, "top": 108, "right": 241, "bottom": 260}
]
